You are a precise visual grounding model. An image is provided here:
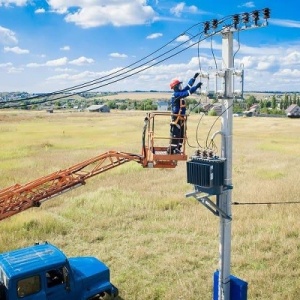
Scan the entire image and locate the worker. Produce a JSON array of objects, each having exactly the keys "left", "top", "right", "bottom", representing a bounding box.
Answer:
[{"left": 168, "top": 73, "right": 202, "bottom": 154}]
